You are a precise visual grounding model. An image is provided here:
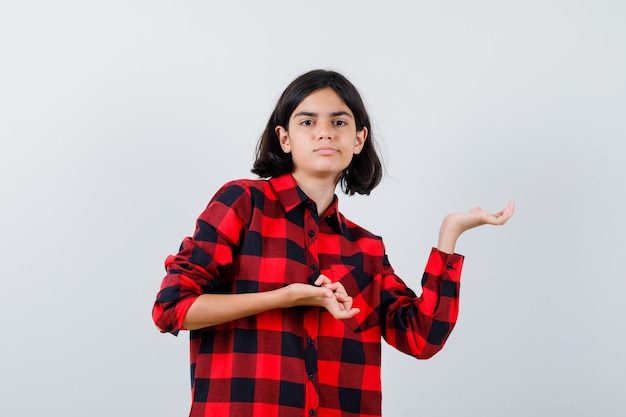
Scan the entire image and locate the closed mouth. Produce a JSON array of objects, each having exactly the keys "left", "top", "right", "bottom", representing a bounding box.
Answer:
[{"left": 314, "top": 147, "right": 338, "bottom": 153}]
